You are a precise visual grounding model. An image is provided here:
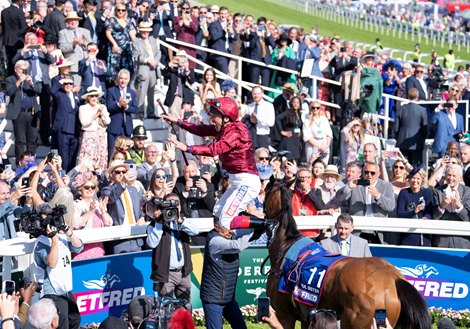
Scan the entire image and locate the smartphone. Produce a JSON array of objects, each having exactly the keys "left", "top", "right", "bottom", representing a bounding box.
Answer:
[
  {"left": 46, "top": 152, "right": 55, "bottom": 162},
  {"left": 22, "top": 69, "right": 28, "bottom": 75},
  {"left": 201, "top": 164, "right": 211, "bottom": 174},
  {"left": 128, "top": 163, "right": 137, "bottom": 175},
  {"left": 257, "top": 297, "right": 270, "bottom": 322},
  {"left": 340, "top": 46, "right": 346, "bottom": 52},
  {"left": 29, "top": 44, "right": 40, "bottom": 50},
  {"left": 183, "top": 111, "right": 193, "bottom": 119},
  {"left": 388, "top": 150, "right": 398, "bottom": 158},
  {"left": 5, "top": 164, "right": 12, "bottom": 174},
  {"left": 356, "top": 178, "right": 370, "bottom": 186},
  {"left": 22, "top": 177, "right": 30, "bottom": 187},
  {"left": 374, "top": 309, "right": 386, "bottom": 327},
  {"left": 258, "top": 25, "right": 266, "bottom": 31},
  {"left": 2, "top": 280, "right": 15, "bottom": 296},
  {"left": 443, "top": 102, "right": 453, "bottom": 108}
]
